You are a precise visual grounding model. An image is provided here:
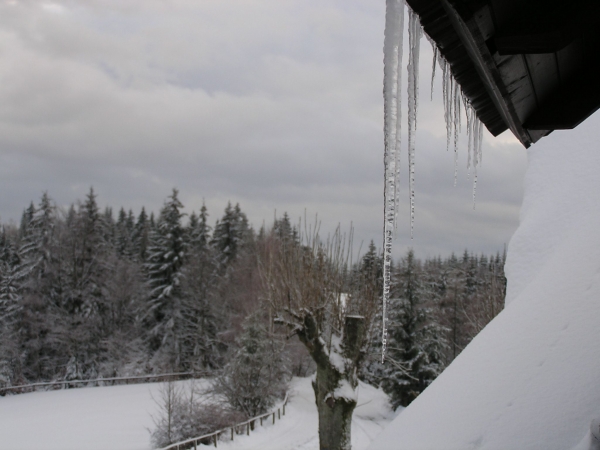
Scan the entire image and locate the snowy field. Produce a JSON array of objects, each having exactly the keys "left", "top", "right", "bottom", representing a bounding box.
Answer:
[{"left": 0, "top": 377, "right": 395, "bottom": 450}]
